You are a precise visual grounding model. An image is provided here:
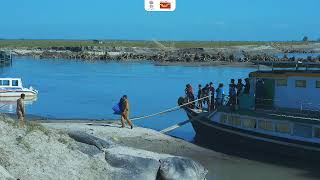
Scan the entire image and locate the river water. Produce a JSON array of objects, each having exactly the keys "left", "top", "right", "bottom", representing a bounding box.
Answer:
[
  {"left": 0, "top": 57, "right": 255, "bottom": 140},
  {"left": 0, "top": 57, "right": 318, "bottom": 180}
]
